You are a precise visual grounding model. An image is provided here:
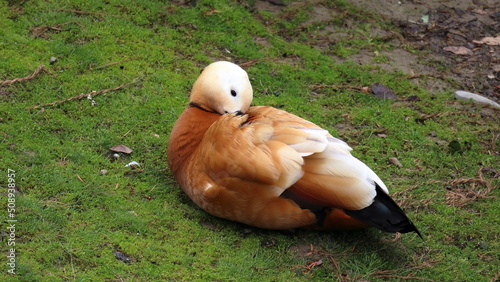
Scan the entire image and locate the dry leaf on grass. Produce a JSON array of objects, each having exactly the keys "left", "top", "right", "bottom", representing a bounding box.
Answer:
[
  {"left": 109, "top": 144, "right": 133, "bottom": 154},
  {"left": 203, "top": 10, "right": 220, "bottom": 15},
  {"left": 473, "top": 36, "right": 500, "bottom": 46},
  {"left": 388, "top": 157, "right": 403, "bottom": 167},
  {"left": 443, "top": 46, "right": 473, "bottom": 55}
]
